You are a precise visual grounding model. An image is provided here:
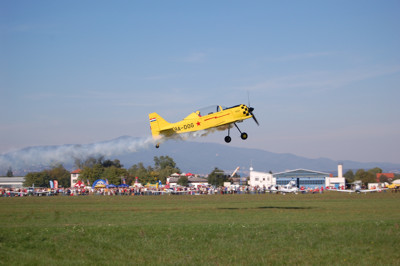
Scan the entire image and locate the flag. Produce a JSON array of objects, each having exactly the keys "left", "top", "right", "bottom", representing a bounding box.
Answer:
[
  {"left": 54, "top": 180, "right": 58, "bottom": 189},
  {"left": 106, "top": 179, "right": 109, "bottom": 185},
  {"left": 86, "top": 179, "right": 90, "bottom": 186},
  {"left": 49, "top": 180, "right": 54, "bottom": 189}
]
